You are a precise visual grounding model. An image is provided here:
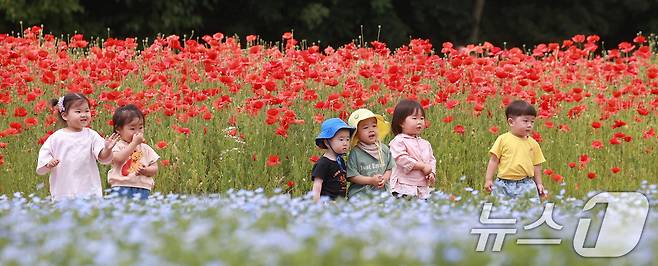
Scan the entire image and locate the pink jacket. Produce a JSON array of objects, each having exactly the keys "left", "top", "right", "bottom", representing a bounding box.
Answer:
[{"left": 389, "top": 134, "right": 436, "bottom": 186}]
